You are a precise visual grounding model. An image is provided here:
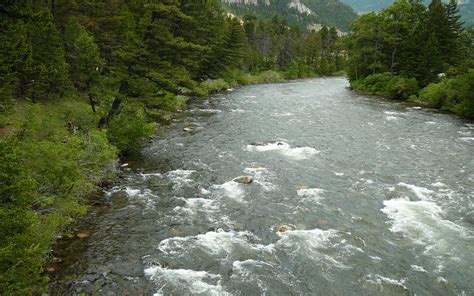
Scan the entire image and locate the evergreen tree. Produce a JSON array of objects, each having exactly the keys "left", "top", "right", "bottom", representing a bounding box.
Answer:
[
  {"left": 27, "top": 8, "right": 71, "bottom": 102},
  {"left": 64, "top": 19, "right": 103, "bottom": 112},
  {"left": 0, "top": 5, "right": 32, "bottom": 111}
]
